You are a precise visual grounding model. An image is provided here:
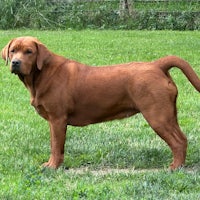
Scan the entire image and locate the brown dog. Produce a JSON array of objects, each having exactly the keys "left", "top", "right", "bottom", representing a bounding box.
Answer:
[{"left": 1, "top": 36, "right": 200, "bottom": 170}]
